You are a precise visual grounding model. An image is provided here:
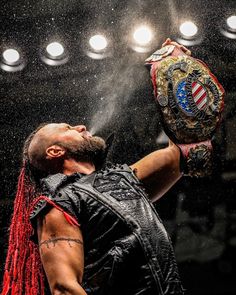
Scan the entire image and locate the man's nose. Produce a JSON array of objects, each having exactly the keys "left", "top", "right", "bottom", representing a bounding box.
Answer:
[{"left": 73, "top": 125, "right": 87, "bottom": 132}]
